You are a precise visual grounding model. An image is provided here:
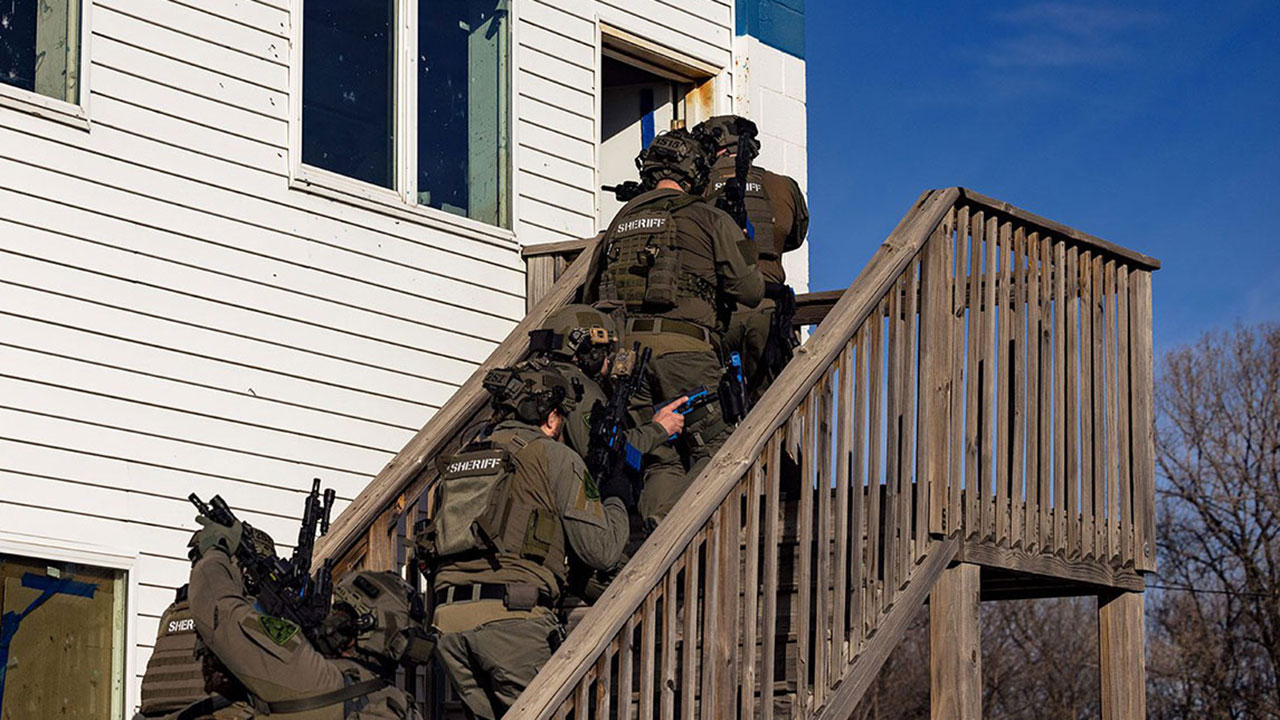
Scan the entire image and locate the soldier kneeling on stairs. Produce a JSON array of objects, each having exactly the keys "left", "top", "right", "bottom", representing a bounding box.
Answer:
[
  {"left": 416, "top": 366, "right": 631, "bottom": 720},
  {"left": 185, "top": 520, "right": 428, "bottom": 719}
]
